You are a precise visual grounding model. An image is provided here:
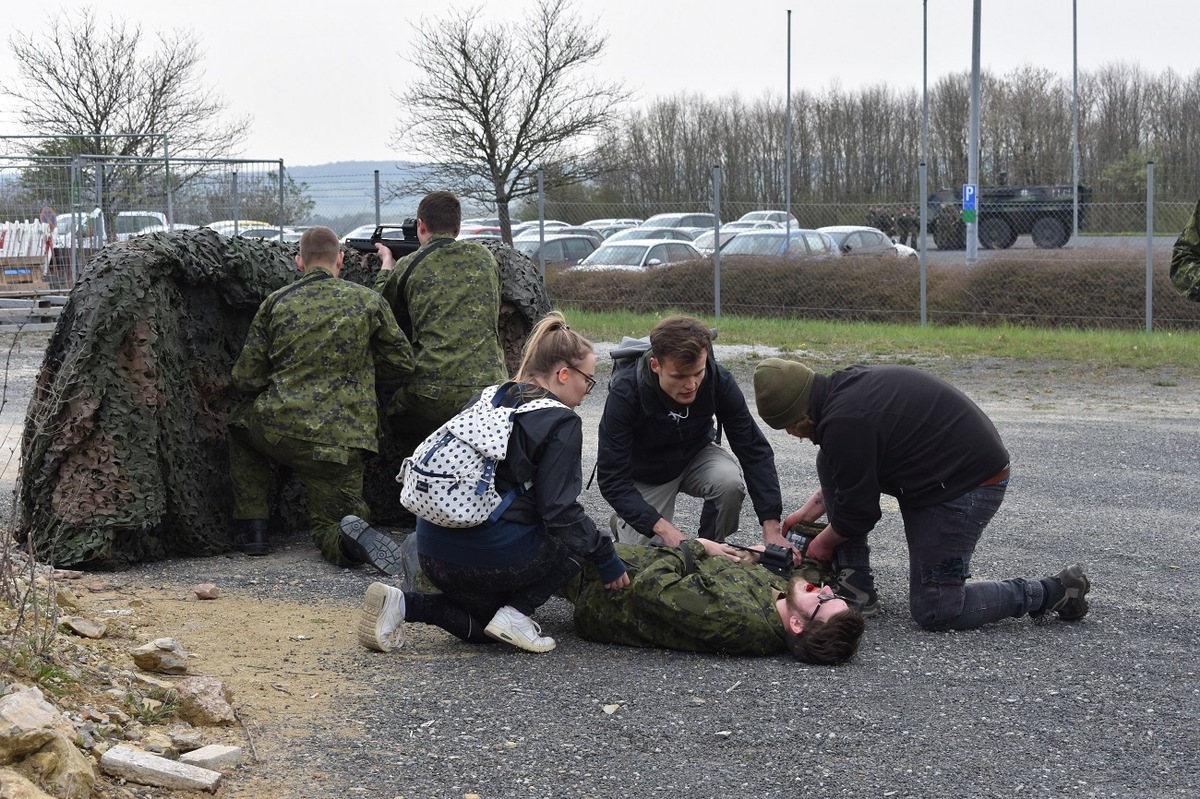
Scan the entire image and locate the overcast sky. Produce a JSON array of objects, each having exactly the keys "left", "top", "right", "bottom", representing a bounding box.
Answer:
[{"left": 1, "top": 1, "right": 1195, "bottom": 167}]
